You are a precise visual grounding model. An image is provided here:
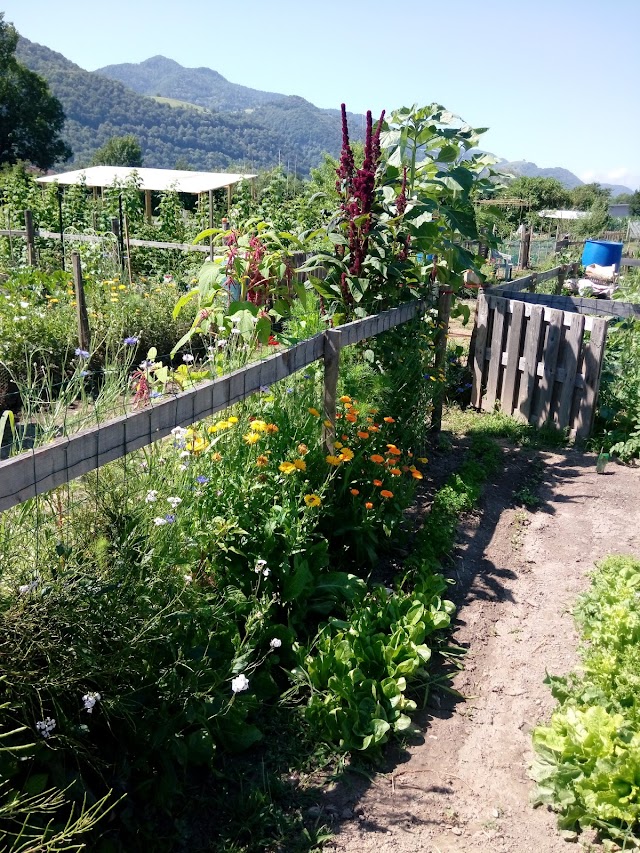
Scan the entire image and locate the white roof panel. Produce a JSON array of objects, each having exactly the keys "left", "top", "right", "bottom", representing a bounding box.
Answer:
[{"left": 36, "top": 166, "right": 256, "bottom": 194}]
